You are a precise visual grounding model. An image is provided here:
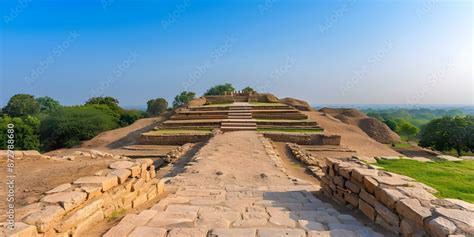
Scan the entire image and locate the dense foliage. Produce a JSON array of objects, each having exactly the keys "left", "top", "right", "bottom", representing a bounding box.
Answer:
[
  {"left": 242, "top": 86, "right": 255, "bottom": 93},
  {"left": 39, "top": 106, "right": 119, "bottom": 150},
  {"left": 420, "top": 115, "right": 474, "bottom": 156},
  {"left": 173, "top": 91, "right": 196, "bottom": 108},
  {"left": 0, "top": 115, "right": 40, "bottom": 150},
  {"left": 2, "top": 94, "right": 40, "bottom": 117},
  {"left": 147, "top": 98, "right": 168, "bottom": 116},
  {"left": 36, "top": 96, "right": 61, "bottom": 113},
  {"left": 203, "top": 83, "right": 235, "bottom": 96}
]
